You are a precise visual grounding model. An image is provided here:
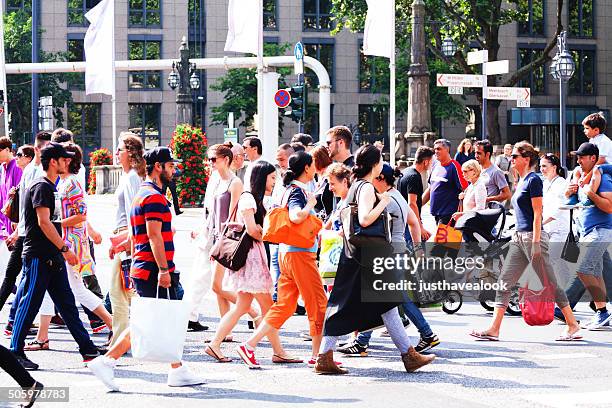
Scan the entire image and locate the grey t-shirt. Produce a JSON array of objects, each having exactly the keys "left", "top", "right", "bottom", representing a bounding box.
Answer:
[
  {"left": 114, "top": 169, "right": 142, "bottom": 229},
  {"left": 482, "top": 164, "right": 508, "bottom": 198},
  {"left": 387, "top": 189, "right": 410, "bottom": 251}
]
